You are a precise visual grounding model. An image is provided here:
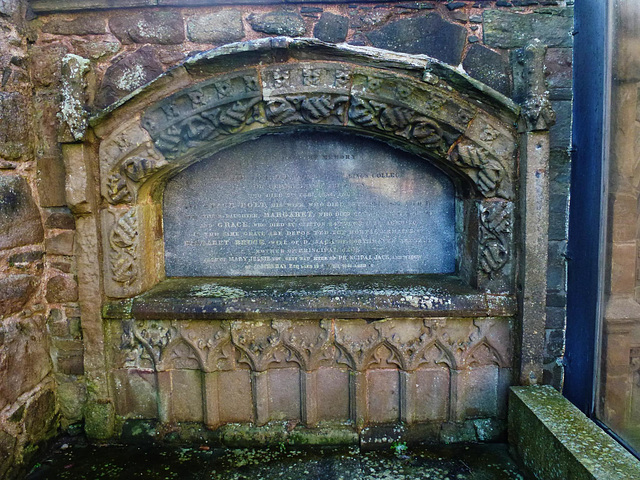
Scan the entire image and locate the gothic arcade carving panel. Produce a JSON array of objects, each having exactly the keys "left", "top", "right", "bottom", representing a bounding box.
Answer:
[{"left": 108, "top": 316, "right": 512, "bottom": 428}]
